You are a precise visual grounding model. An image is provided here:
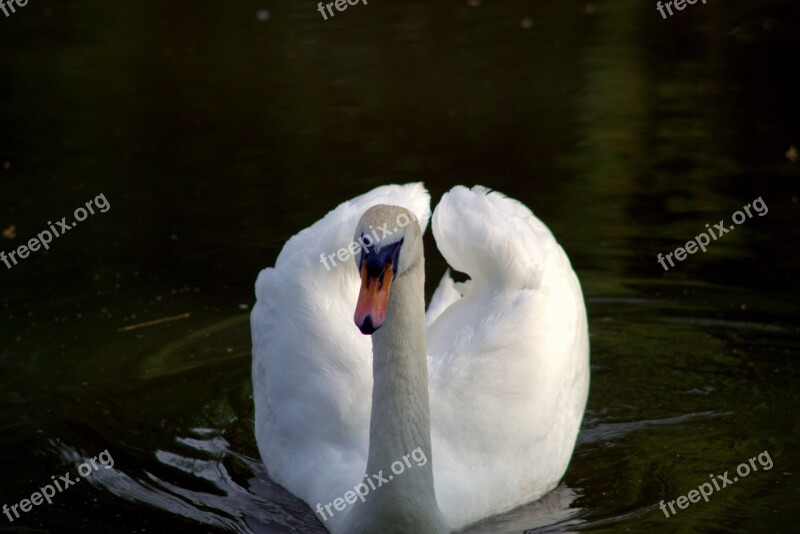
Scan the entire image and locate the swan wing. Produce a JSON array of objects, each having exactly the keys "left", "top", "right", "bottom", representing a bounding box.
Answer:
[
  {"left": 251, "top": 183, "right": 431, "bottom": 529},
  {"left": 425, "top": 269, "right": 463, "bottom": 327},
  {"left": 427, "top": 186, "right": 590, "bottom": 530}
]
